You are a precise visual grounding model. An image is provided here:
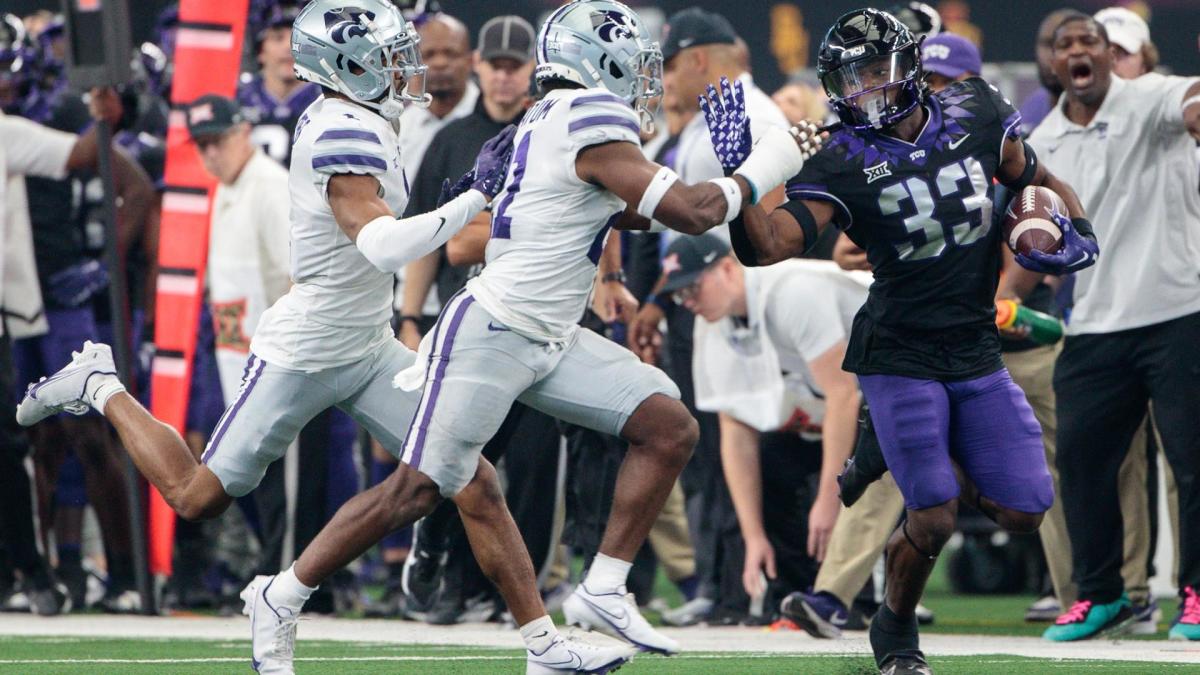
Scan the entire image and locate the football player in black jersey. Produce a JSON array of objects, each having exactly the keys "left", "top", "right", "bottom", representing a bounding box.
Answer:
[{"left": 696, "top": 9, "right": 1098, "bottom": 675}]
